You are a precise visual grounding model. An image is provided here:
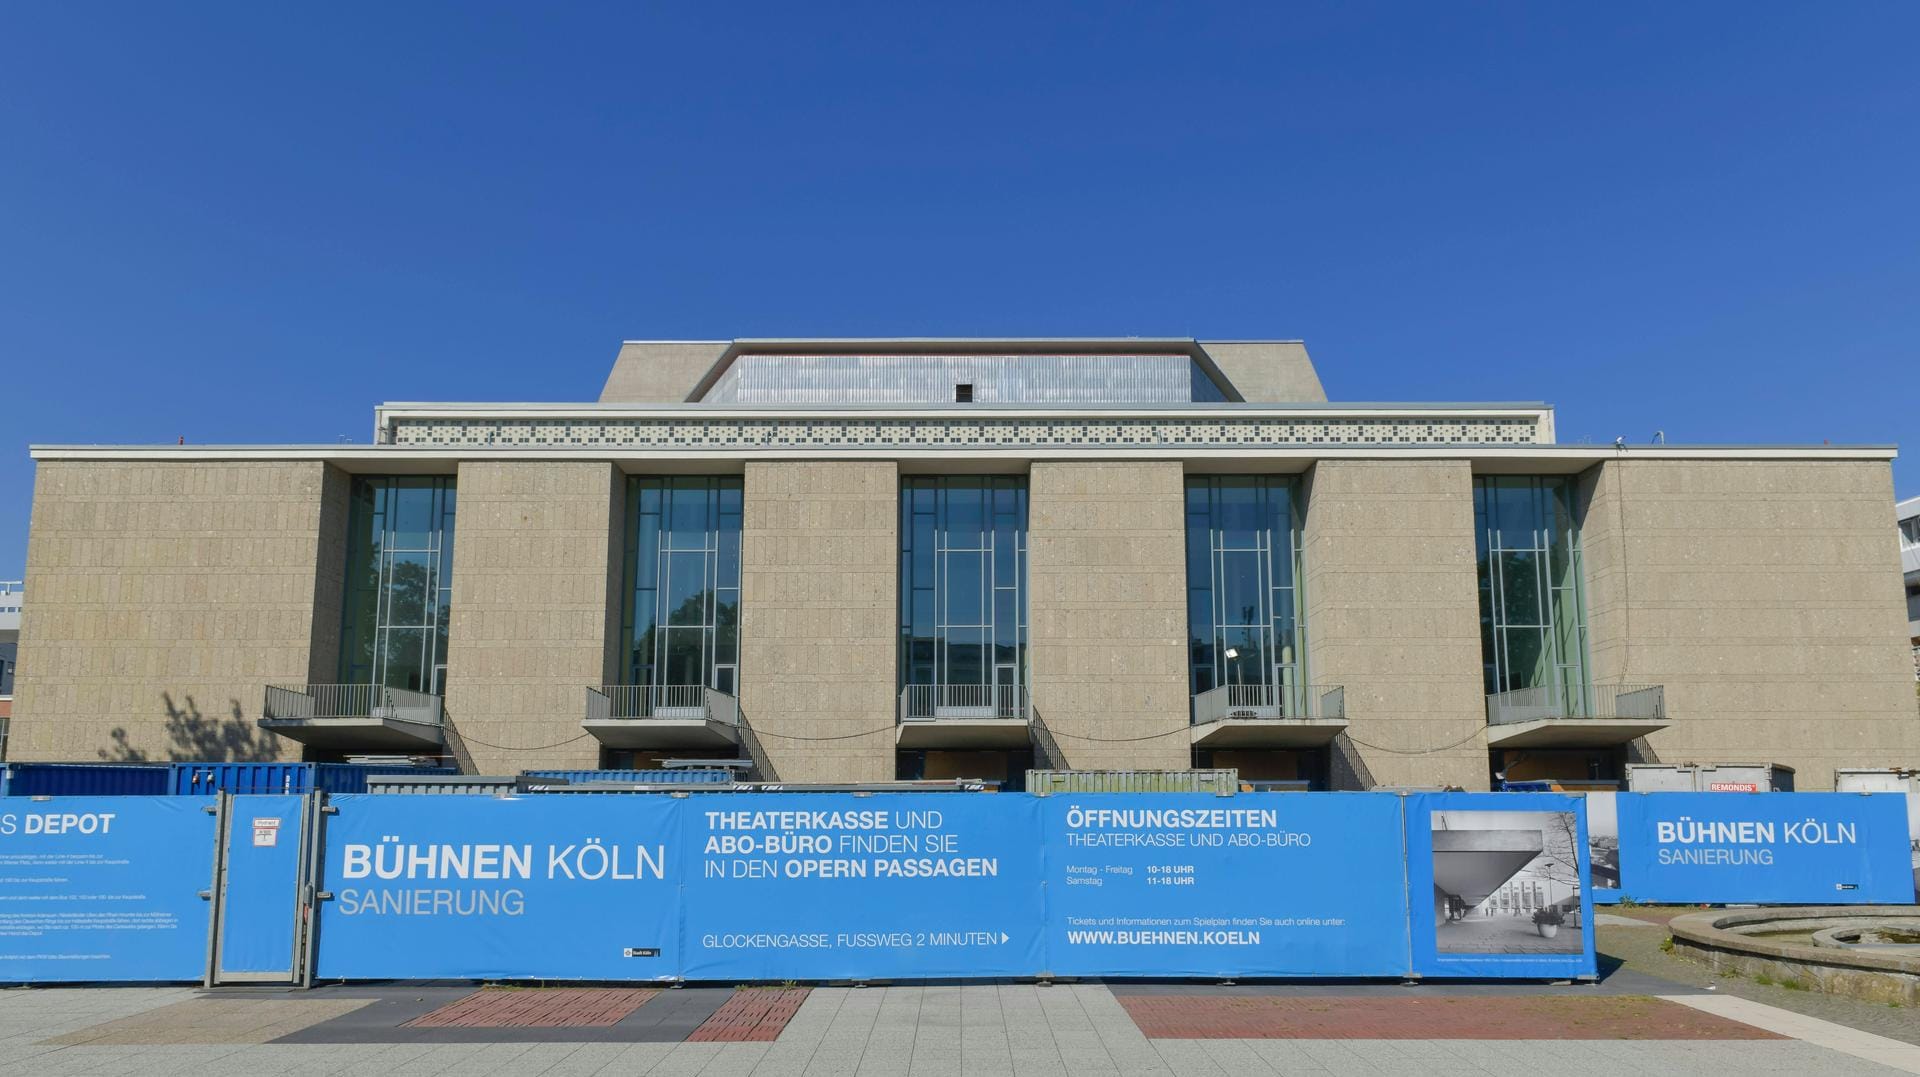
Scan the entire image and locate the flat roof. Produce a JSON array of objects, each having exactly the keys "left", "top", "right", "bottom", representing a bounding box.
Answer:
[{"left": 28, "top": 444, "right": 1897, "bottom": 476}]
